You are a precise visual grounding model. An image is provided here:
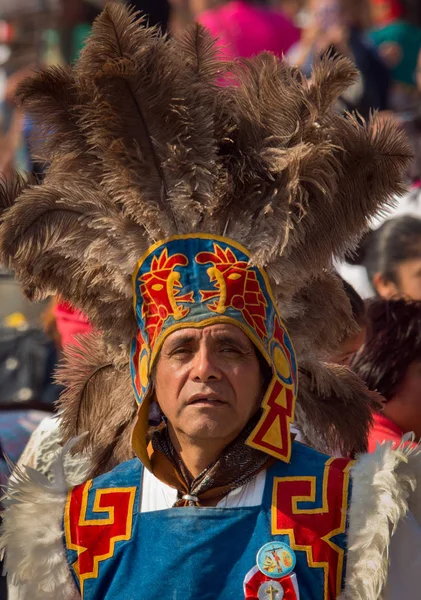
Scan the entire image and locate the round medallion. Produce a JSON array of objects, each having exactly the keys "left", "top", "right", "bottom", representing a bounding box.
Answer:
[
  {"left": 257, "top": 580, "right": 284, "bottom": 600},
  {"left": 256, "top": 542, "right": 296, "bottom": 579}
]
